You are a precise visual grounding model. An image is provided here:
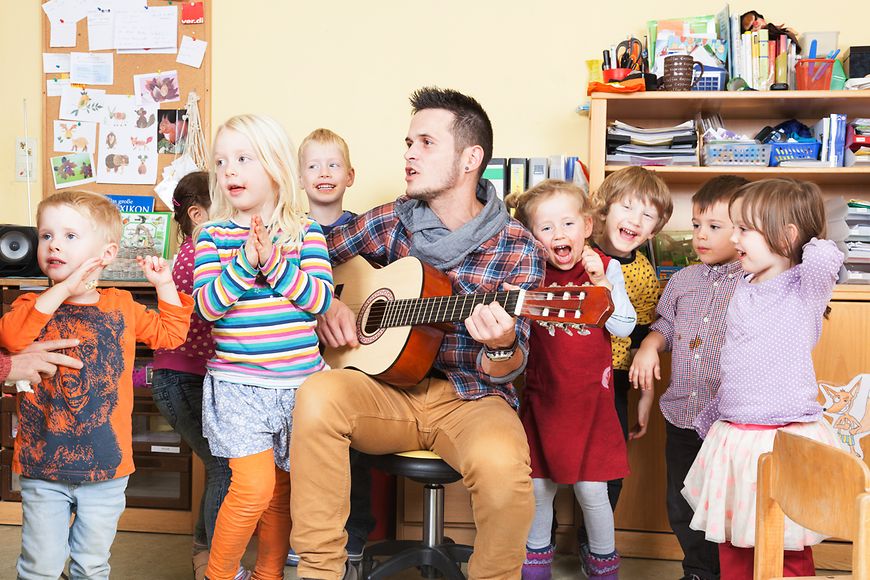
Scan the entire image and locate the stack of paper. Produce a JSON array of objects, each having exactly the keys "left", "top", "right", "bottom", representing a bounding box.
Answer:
[
  {"left": 606, "top": 120, "right": 698, "bottom": 166},
  {"left": 843, "top": 200, "right": 870, "bottom": 284}
]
